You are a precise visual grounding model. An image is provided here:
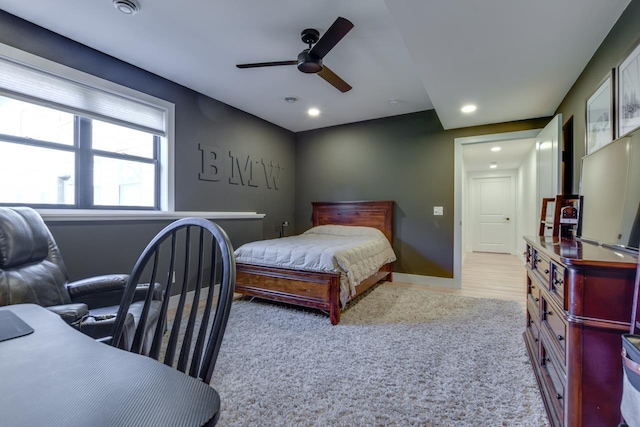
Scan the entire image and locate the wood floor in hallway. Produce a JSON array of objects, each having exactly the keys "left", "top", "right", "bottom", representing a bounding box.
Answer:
[{"left": 388, "top": 251, "right": 527, "bottom": 311}]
